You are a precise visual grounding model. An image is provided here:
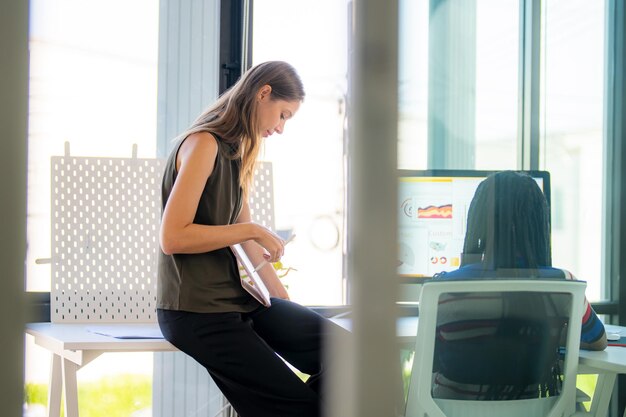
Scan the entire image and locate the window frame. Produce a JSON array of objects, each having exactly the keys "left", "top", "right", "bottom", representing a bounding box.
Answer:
[
  {"left": 24, "top": 0, "right": 625, "bottom": 317},
  {"left": 20, "top": 0, "right": 626, "bottom": 415},
  {"left": 605, "top": 0, "right": 626, "bottom": 413}
]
